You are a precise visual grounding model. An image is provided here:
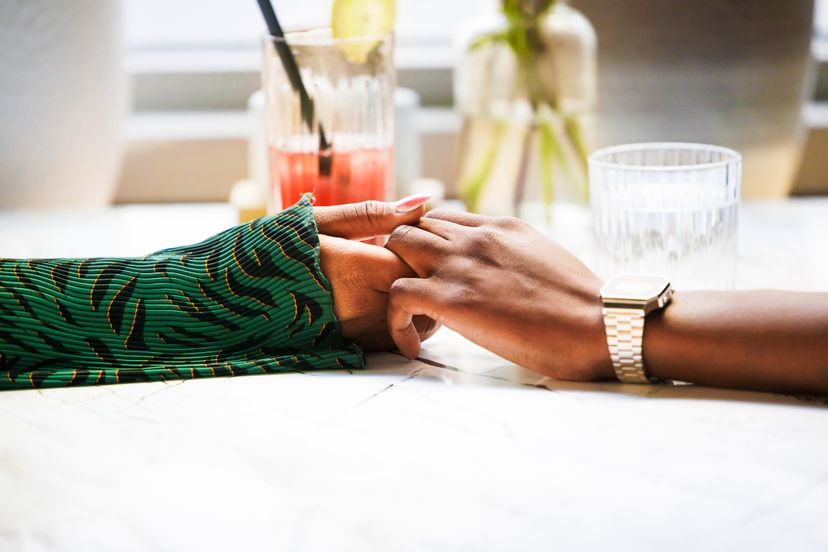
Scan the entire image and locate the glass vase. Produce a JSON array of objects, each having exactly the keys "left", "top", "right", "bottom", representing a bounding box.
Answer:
[{"left": 454, "top": 0, "right": 597, "bottom": 220}]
